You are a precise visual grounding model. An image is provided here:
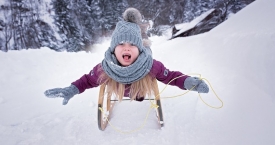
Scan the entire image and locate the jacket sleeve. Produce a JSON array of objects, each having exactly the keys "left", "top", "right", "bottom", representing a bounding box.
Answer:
[
  {"left": 71, "top": 63, "right": 101, "bottom": 93},
  {"left": 150, "top": 59, "right": 190, "bottom": 90}
]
